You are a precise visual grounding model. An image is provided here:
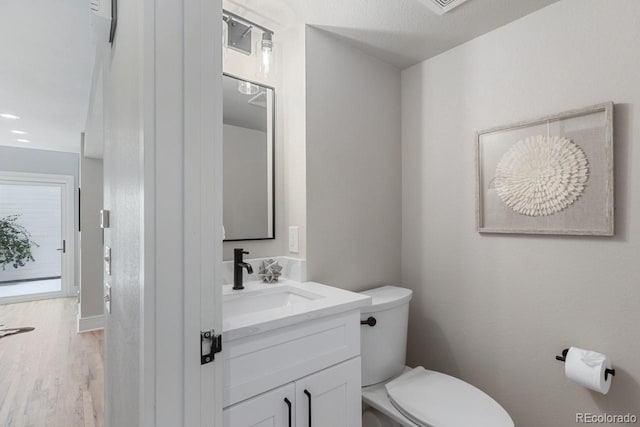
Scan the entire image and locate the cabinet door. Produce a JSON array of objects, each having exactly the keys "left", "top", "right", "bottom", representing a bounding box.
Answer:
[
  {"left": 224, "top": 383, "right": 295, "bottom": 427},
  {"left": 295, "top": 357, "right": 362, "bottom": 427}
]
